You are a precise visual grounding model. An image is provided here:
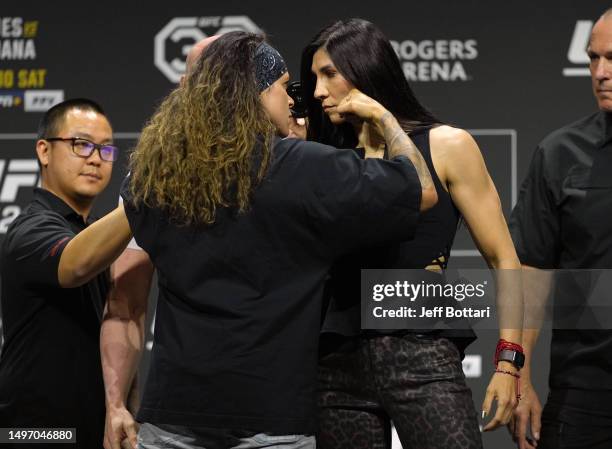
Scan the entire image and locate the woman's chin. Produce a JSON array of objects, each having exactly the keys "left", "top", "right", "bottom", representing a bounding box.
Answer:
[{"left": 328, "top": 112, "right": 346, "bottom": 125}]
